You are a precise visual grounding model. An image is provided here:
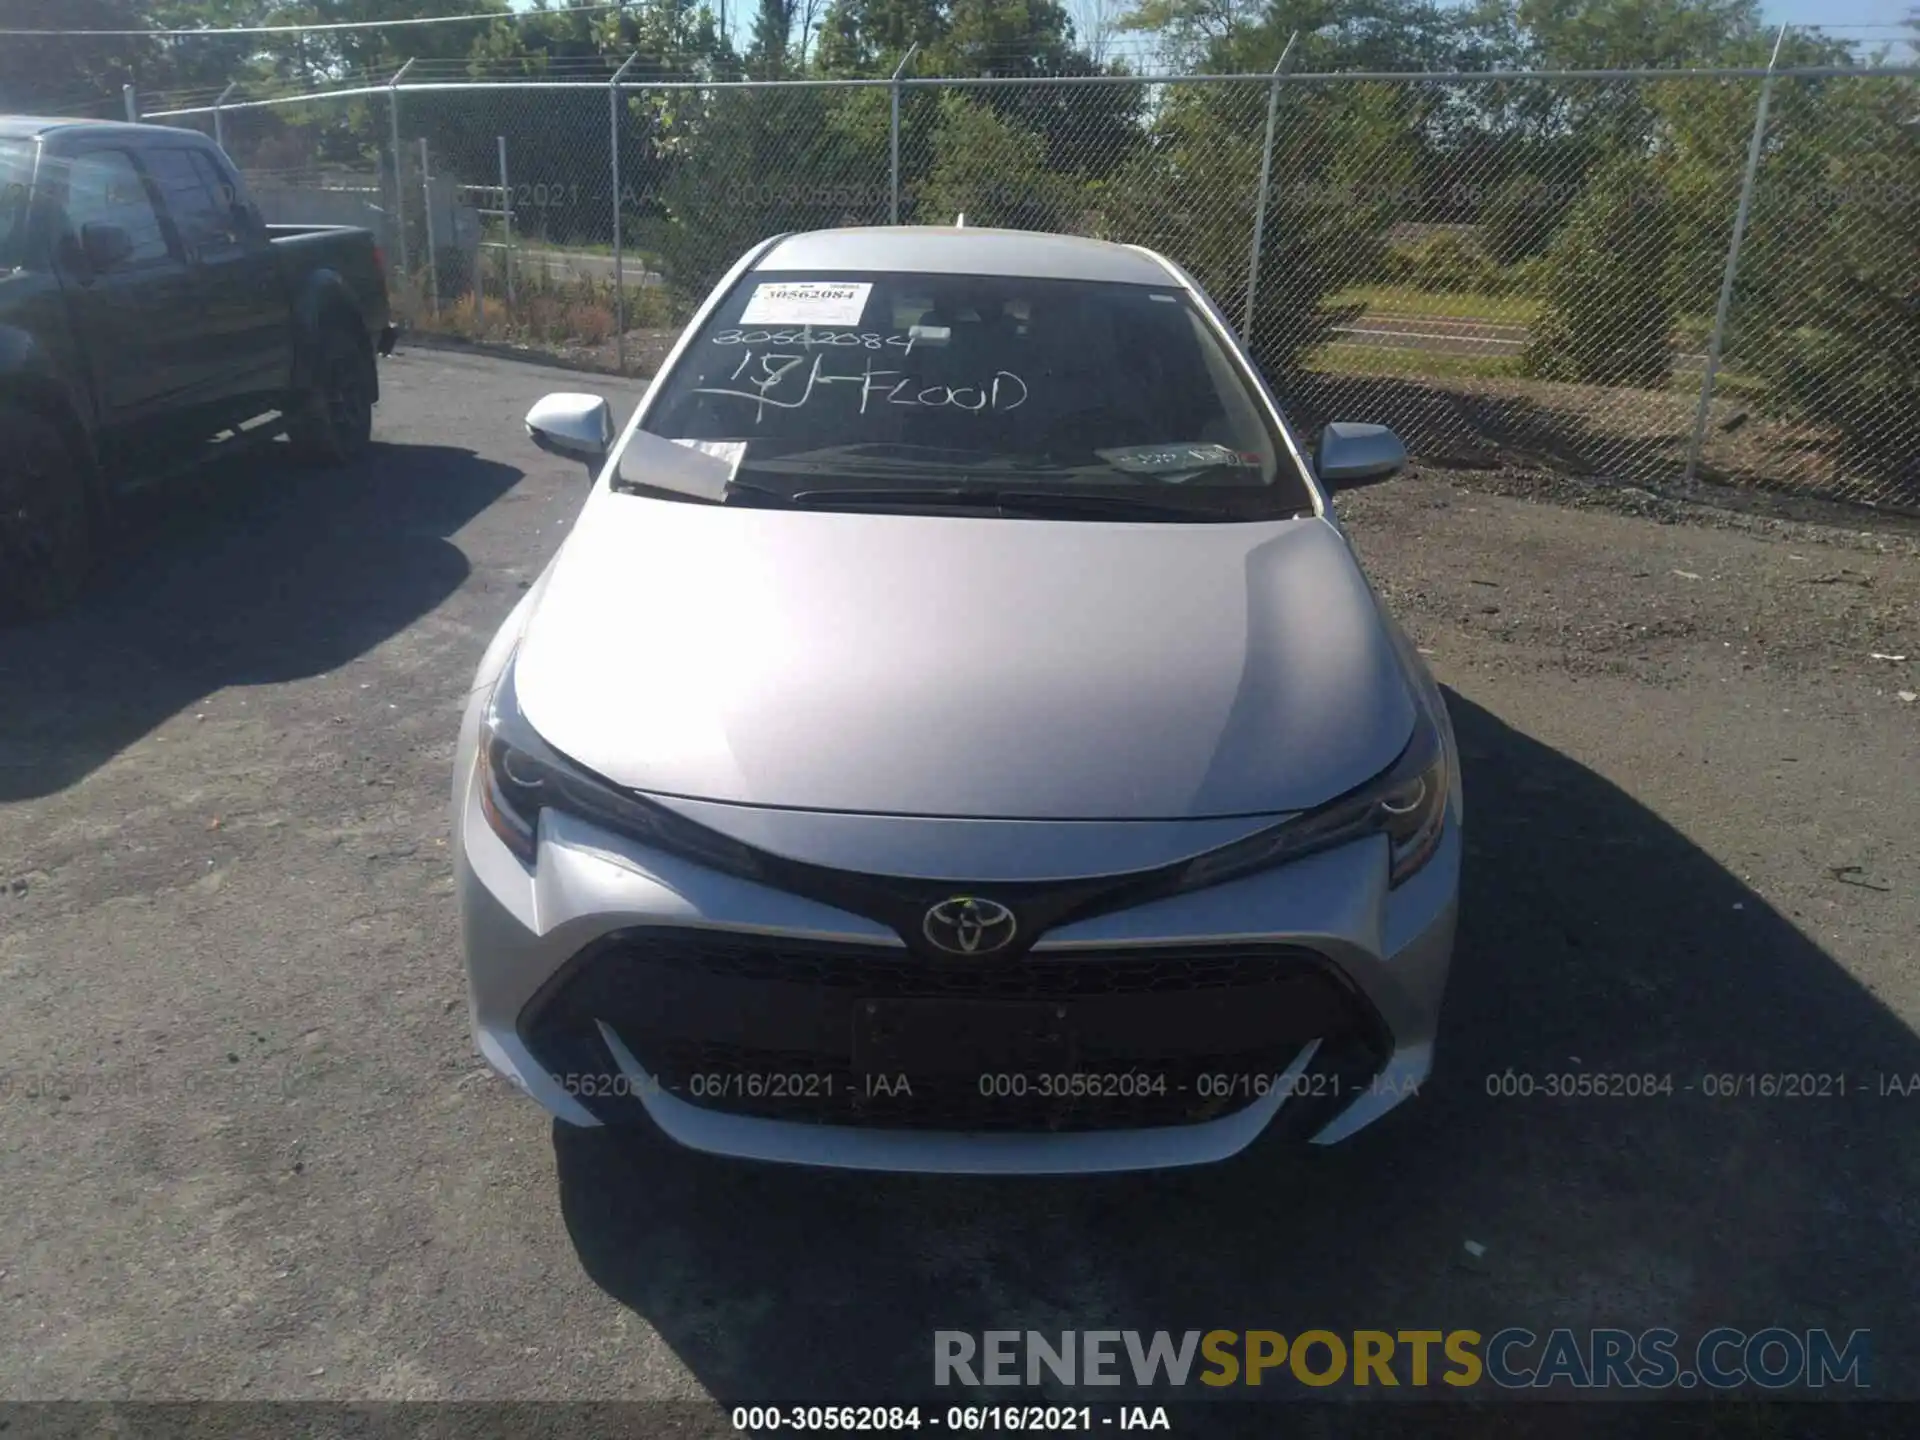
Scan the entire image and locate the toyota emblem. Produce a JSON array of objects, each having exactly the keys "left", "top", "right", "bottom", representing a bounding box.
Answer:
[{"left": 921, "top": 896, "right": 1019, "bottom": 956}]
